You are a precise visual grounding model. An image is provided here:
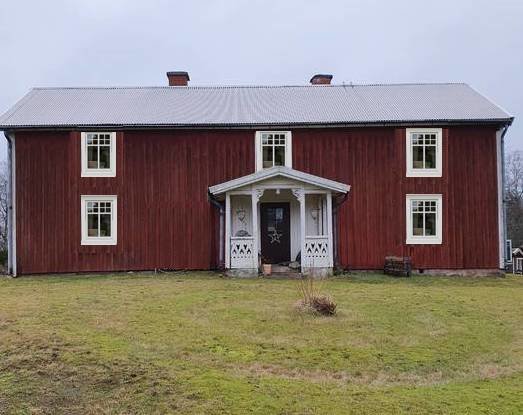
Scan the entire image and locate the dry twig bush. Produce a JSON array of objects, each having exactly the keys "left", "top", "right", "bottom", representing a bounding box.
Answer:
[{"left": 295, "top": 276, "right": 337, "bottom": 316}]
